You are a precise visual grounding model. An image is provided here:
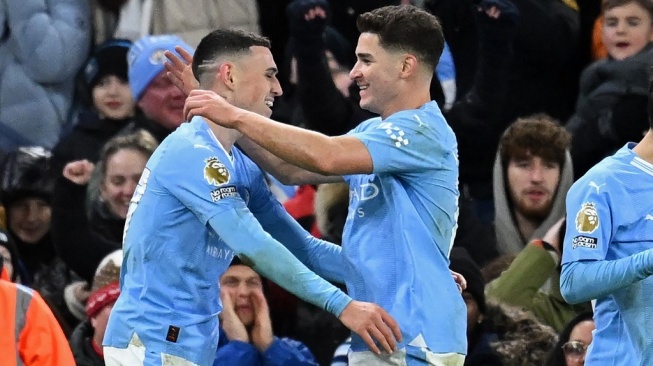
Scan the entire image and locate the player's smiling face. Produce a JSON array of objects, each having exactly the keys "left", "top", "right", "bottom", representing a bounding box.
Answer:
[
  {"left": 507, "top": 153, "right": 560, "bottom": 220},
  {"left": 350, "top": 33, "right": 402, "bottom": 118},
  {"left": 231, "top": 46, "right": 282, "bottom": 118},
  {"left": 602, "top": 1, "right": 653, "bottom": 60}
]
